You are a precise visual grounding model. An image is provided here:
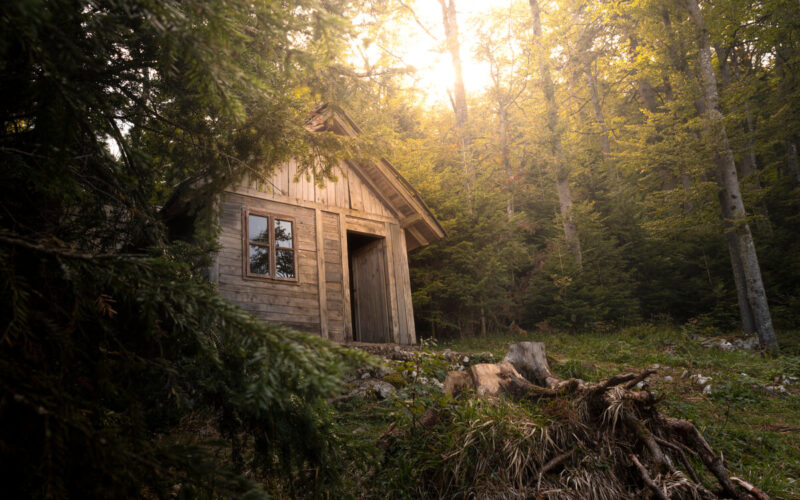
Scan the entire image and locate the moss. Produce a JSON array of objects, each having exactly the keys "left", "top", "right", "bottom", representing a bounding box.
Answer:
[{"left": 382, "top": 371, "right": 407, "bottom": 388}]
